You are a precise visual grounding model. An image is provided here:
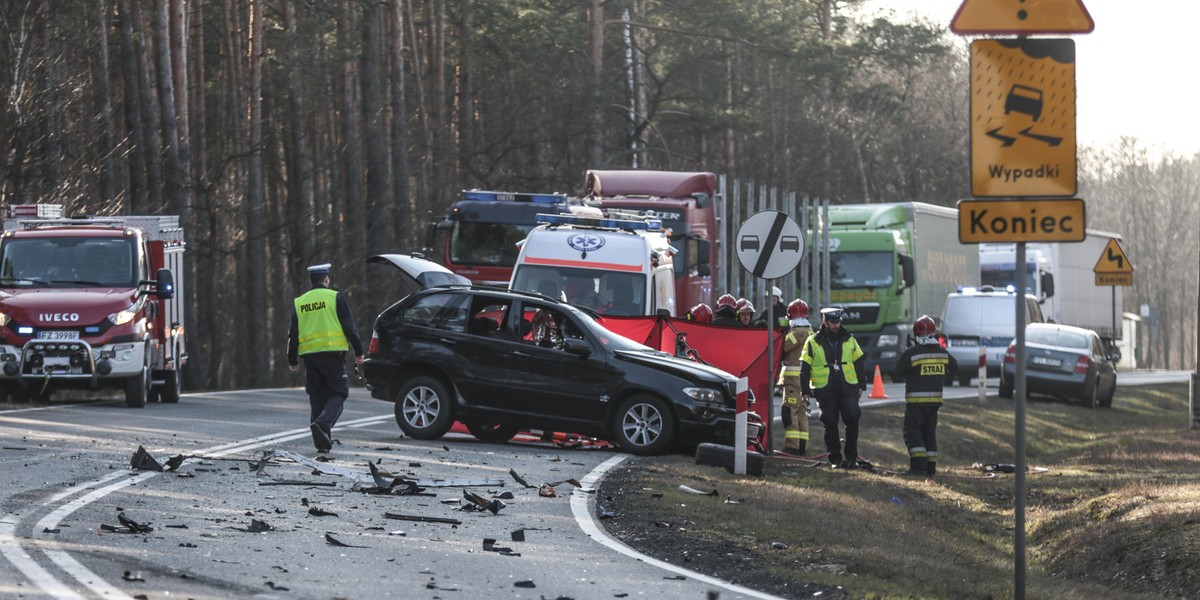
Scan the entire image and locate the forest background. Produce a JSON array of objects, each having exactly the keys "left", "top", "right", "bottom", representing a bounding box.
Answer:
[{"left": 0, "top": 0, "right": 1194, "bottom": 392}]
